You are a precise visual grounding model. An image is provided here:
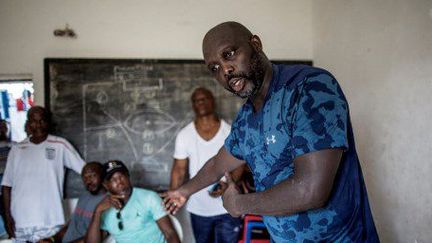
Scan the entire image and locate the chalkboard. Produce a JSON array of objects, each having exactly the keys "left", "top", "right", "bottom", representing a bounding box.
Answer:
[{"left": 44, "top": 58, "right": 312, "bottom": 198}]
